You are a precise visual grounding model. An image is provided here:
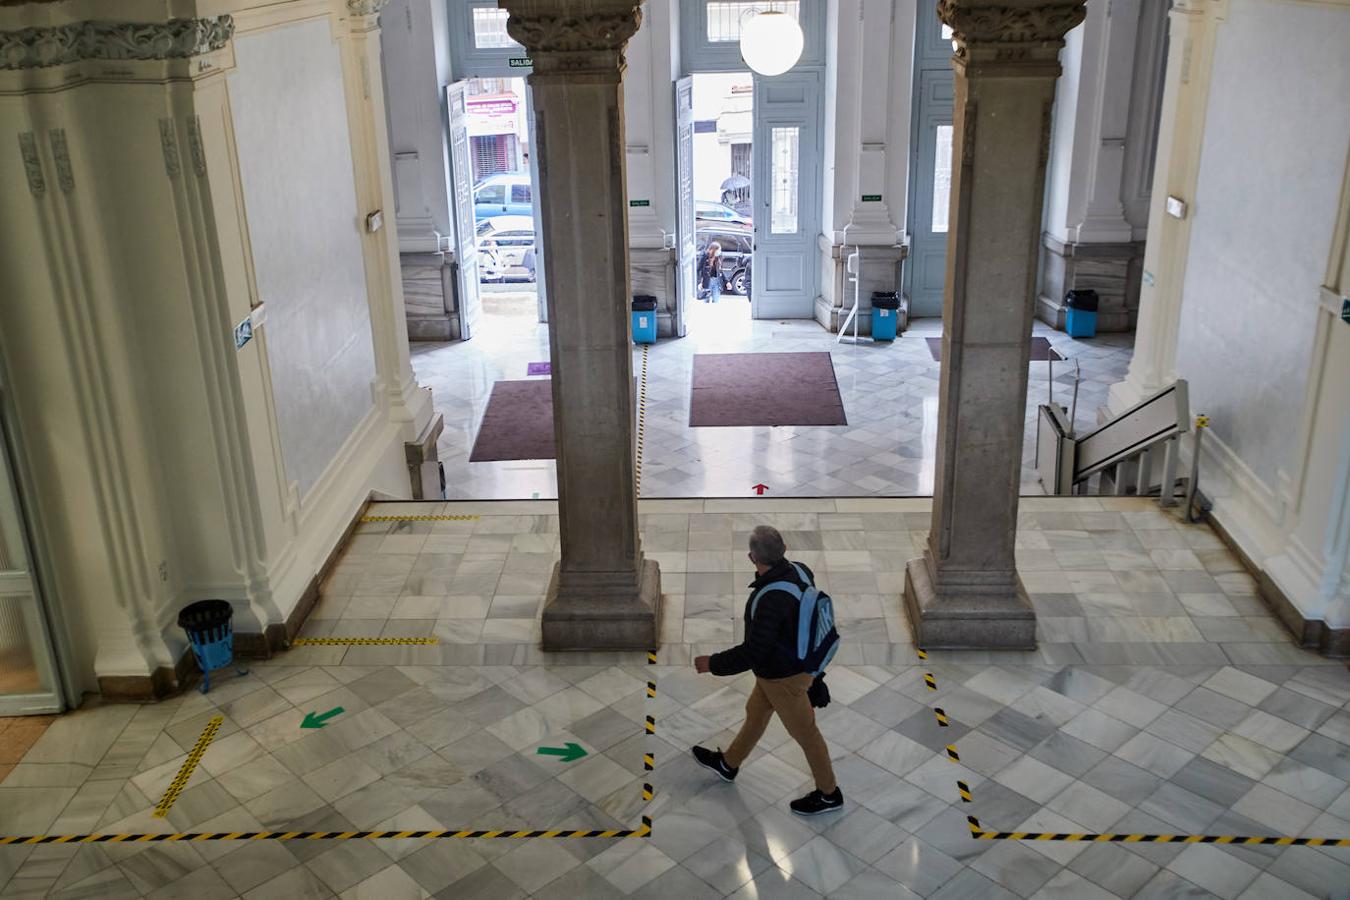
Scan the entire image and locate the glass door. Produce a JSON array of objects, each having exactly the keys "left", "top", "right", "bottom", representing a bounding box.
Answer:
[
  {"left": 751, "top": 69, "right": 821, "bottom": 319},
  {"left": 0, "top": 404, "right": 63, "bottom": 715}
]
